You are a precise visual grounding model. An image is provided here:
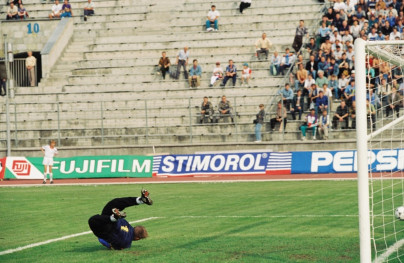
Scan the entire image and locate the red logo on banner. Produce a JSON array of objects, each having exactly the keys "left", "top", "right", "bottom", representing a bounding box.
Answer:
[
  {"left": 12, "top": 160, "right": 31, "bottom": 176},
  {"left": 0, "top": 158, "right": 5, "bottom": 179}
]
